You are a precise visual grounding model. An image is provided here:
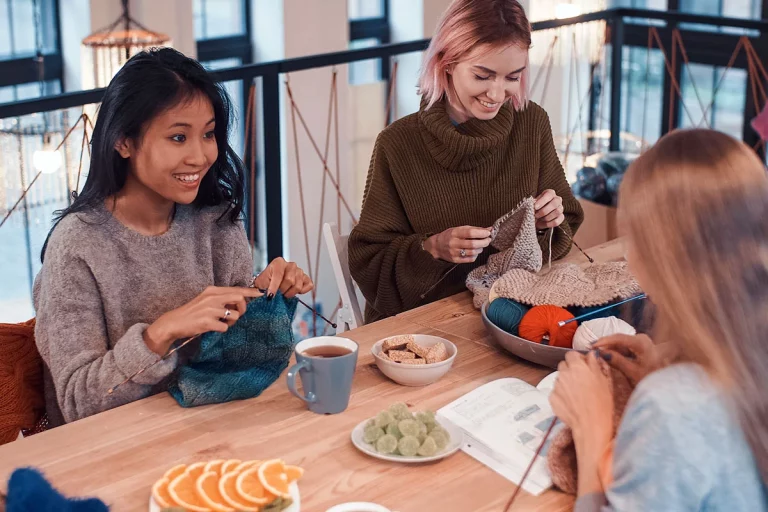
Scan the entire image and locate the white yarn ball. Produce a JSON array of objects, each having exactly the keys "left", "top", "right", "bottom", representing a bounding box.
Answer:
[{"left": 572, "top": 316, "right": 636, "bottom": 351}]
